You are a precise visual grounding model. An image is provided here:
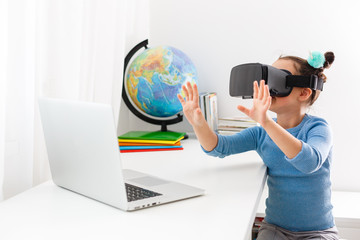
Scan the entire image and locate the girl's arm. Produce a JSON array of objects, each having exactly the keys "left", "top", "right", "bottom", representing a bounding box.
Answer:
[
  {"left": 261, "top": 118, "right": 302, "bottom": 159},
  {"left": 237, "top": 80, "right": 302, "bottom": 159},
  {"left": 177, "top": 82, "right": 218, "bottom": 152}
]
